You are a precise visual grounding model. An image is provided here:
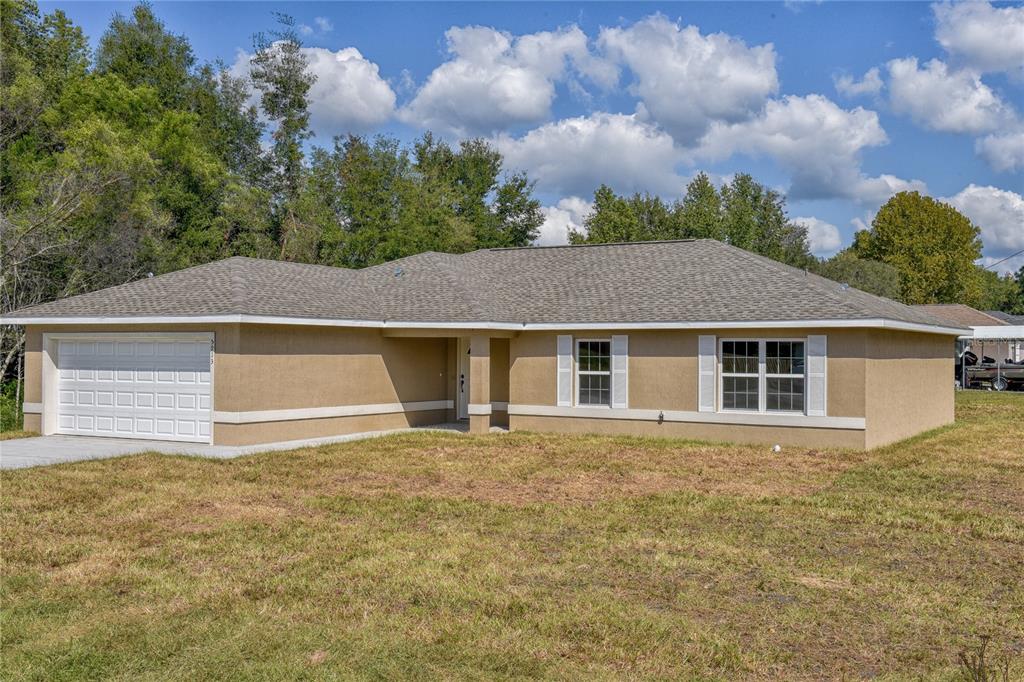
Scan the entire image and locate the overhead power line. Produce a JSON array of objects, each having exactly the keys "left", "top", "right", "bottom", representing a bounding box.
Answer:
[{"left": 984, "top": 247, "right": 1024, "bottom": 271}]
